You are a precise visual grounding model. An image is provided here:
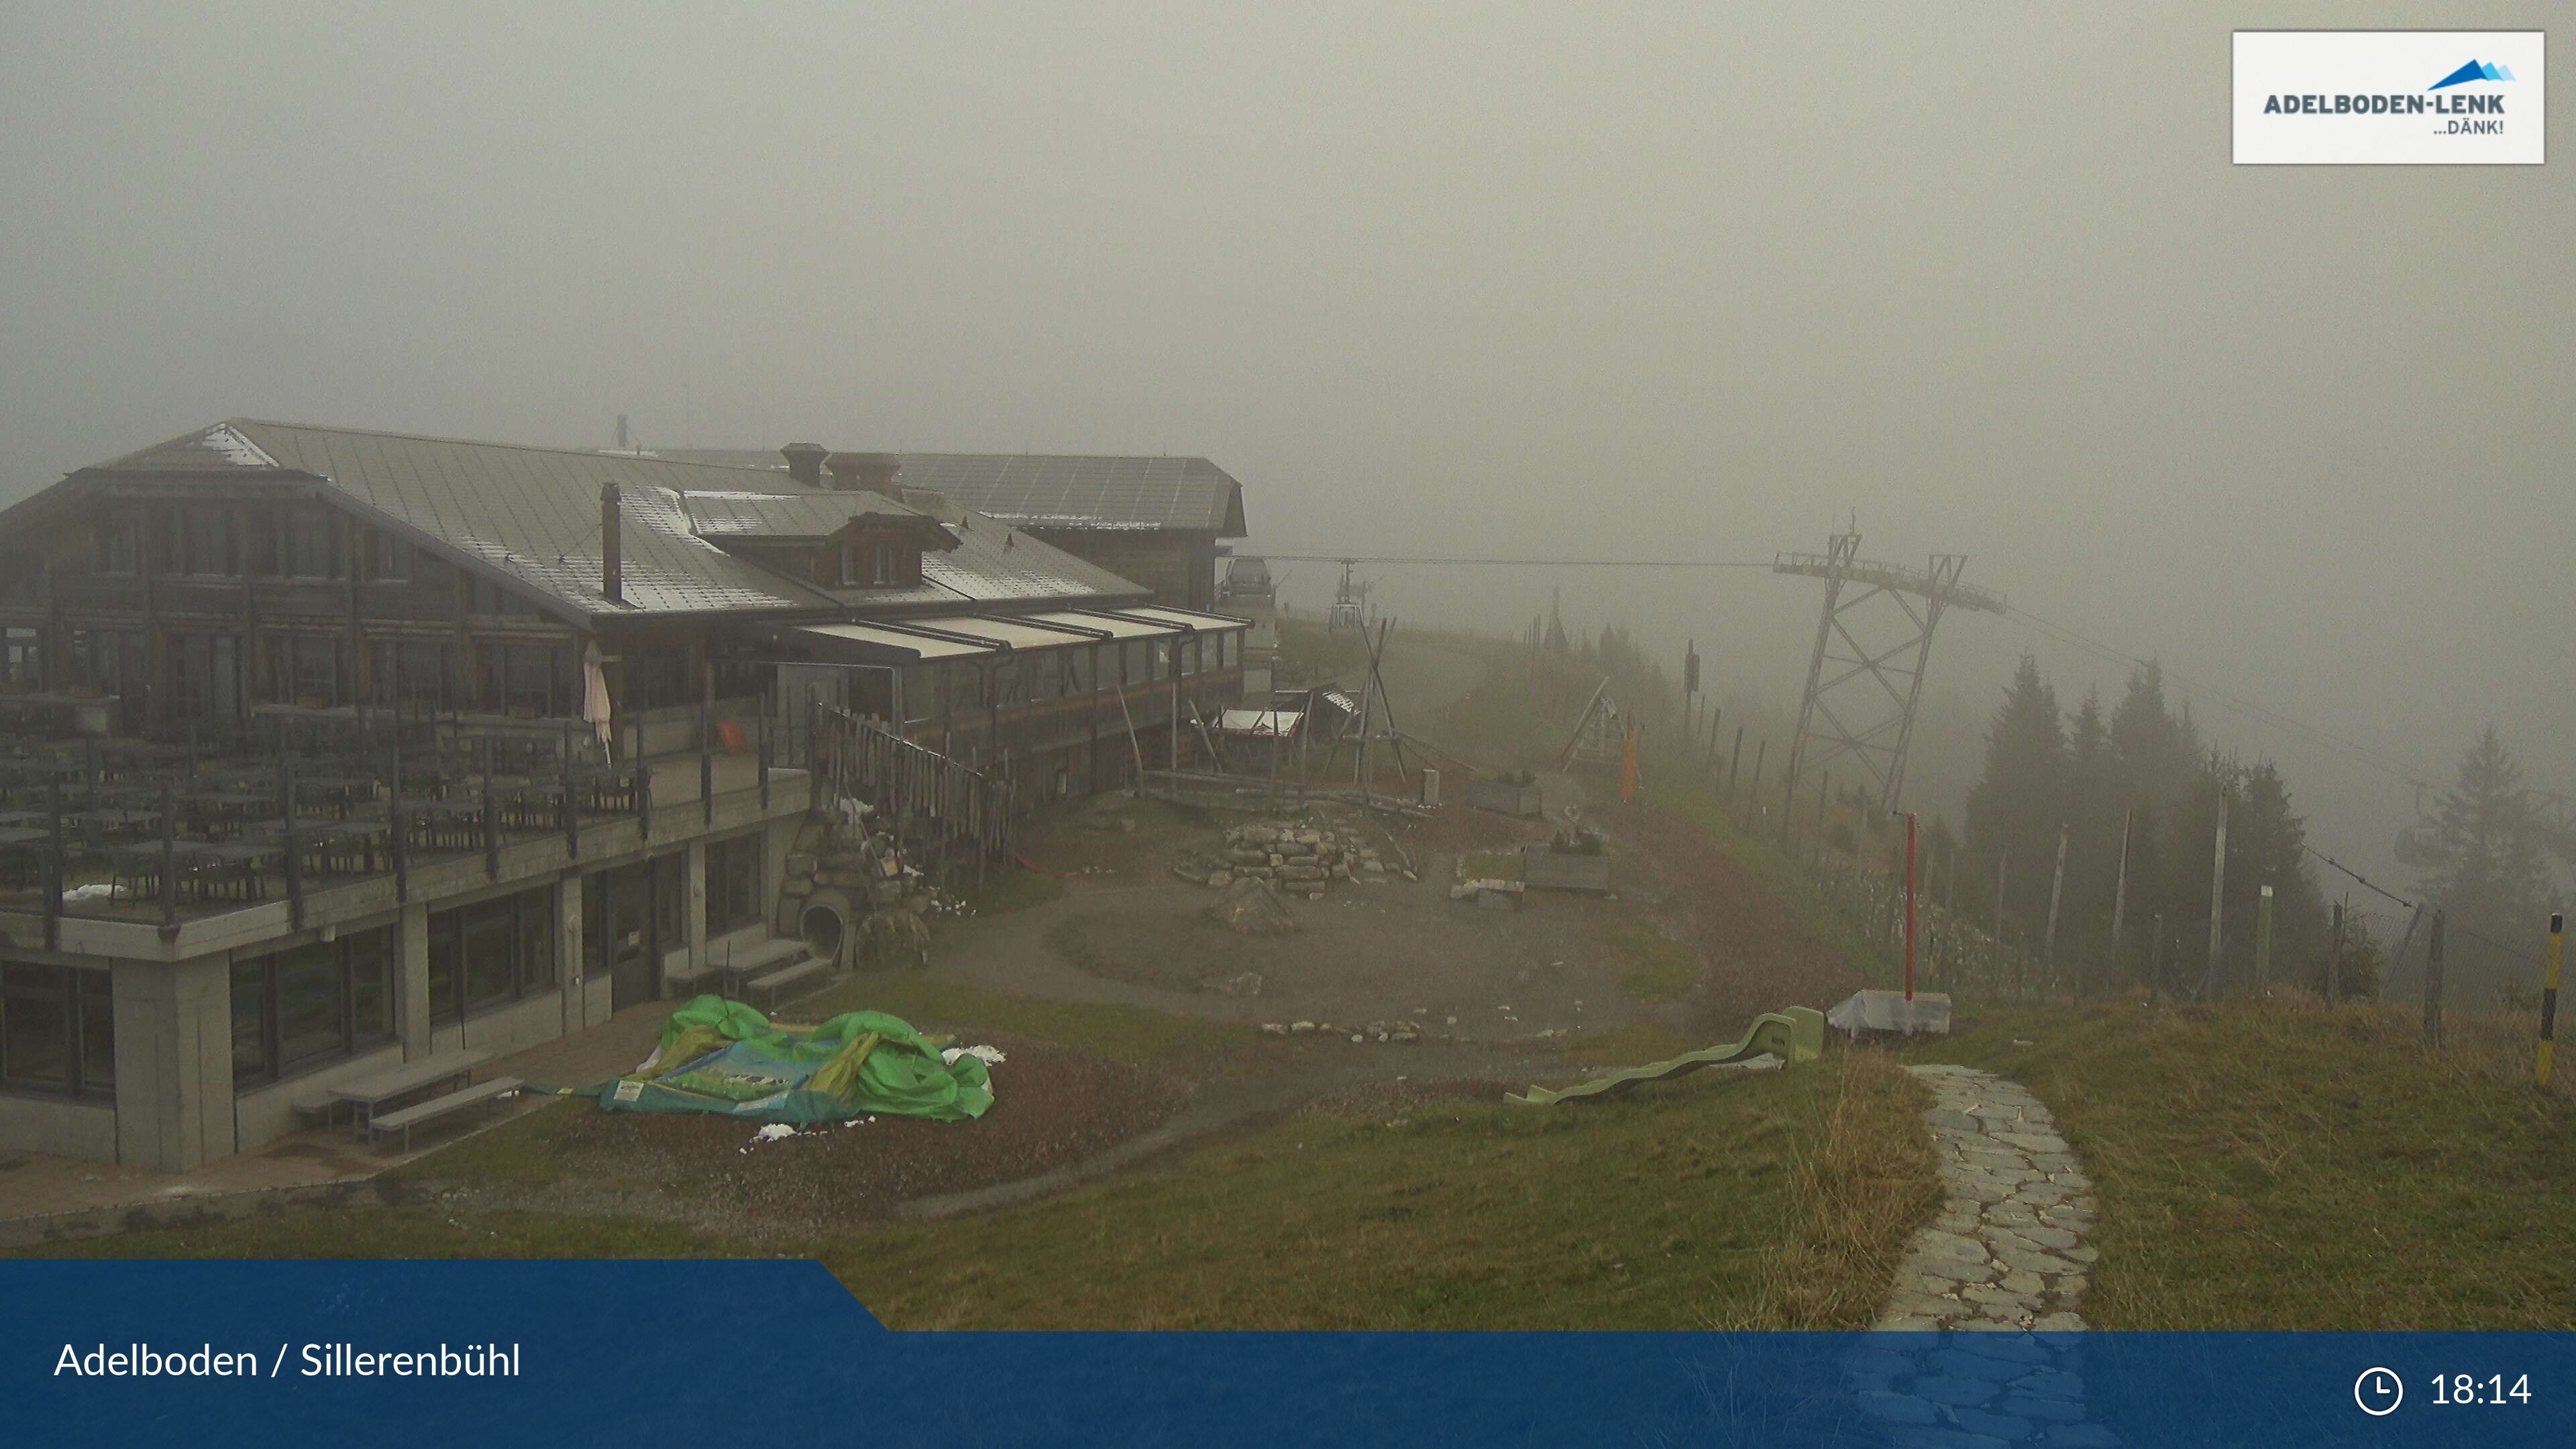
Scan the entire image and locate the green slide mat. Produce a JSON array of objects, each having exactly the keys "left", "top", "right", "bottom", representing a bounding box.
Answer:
[{"left": 1507, "top": 1006, "right": 1825, "bottom": 1106}]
